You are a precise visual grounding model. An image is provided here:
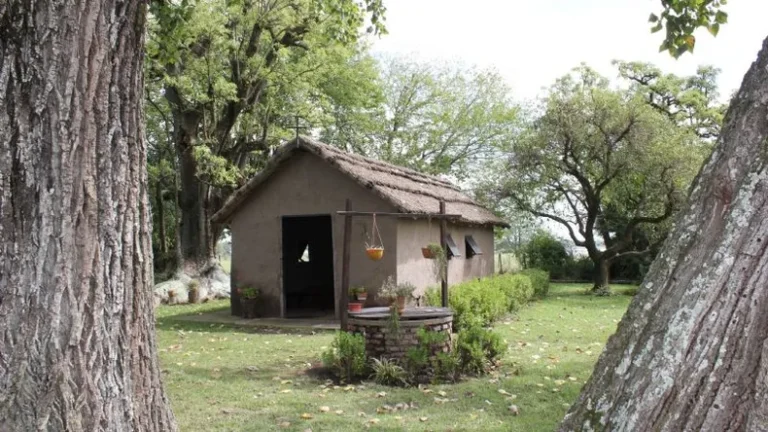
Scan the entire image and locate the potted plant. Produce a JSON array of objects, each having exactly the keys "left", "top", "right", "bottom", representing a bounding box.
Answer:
[
  {"left": 187, "top": 279, "right": 200, "bottom": 304},
  {"left": 348, "top": 287, "right": 363, "bottom": 313},
  {"left": 379, "top": 277, "right": 415, "bottom": 314},
  {"left": 423, "top": 243, "right": 448, "bottom": 283},
  {"left": 354, "top": 286, "right": 368, "bottom": 302},
  {"left": 422, "top": 243, "right": 442, "bottom": 259},
  {"left": 393, "top": 282, "right": 416, "bottom": 314},
  {"left": 365, "top": 243, "right": 384, "bottom": 261},
  {"left": 237, "top": 286, "right": 260, "bottom": 319}
]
